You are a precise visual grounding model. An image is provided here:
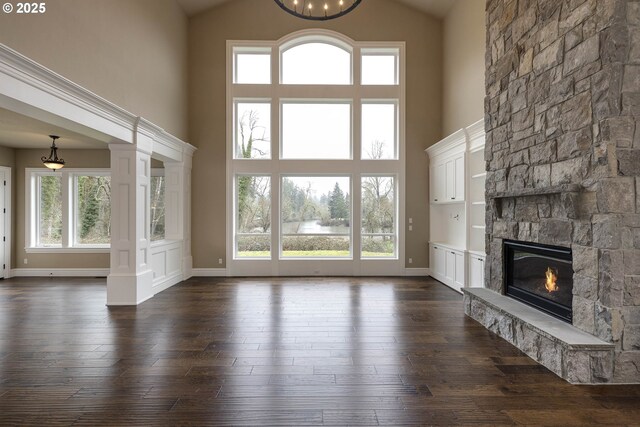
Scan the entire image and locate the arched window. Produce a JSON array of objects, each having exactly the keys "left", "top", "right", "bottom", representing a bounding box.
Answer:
[
  {"left": 227, "top": 30, "right": 405, "bottom": 276},
  {"left": 281, "top": 41, "right": 352, "bottom": 85}
]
